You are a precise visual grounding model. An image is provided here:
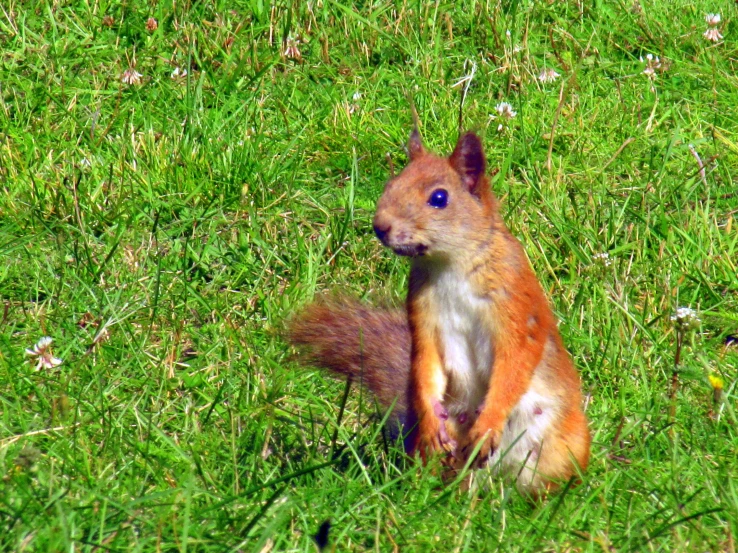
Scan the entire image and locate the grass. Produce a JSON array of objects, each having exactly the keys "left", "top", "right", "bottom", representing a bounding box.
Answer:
[{"left": 1, "top": 0, "right": 737, "bottom": 550}]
